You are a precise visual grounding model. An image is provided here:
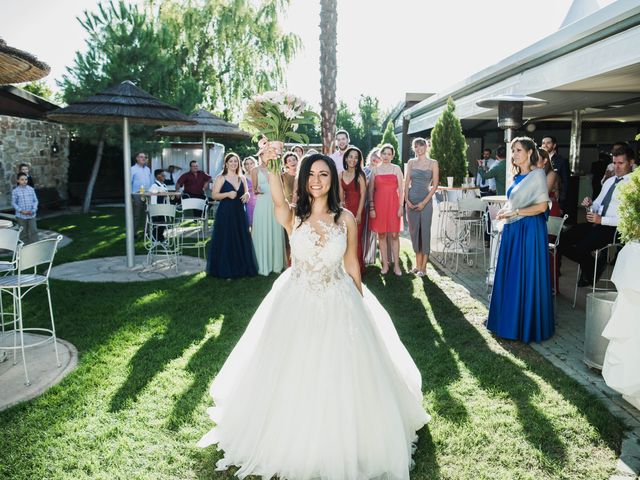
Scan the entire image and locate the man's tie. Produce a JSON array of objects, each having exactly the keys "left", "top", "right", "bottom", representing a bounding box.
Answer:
[{"left": 600, "top": 177, "right": 623, "bottom": 217}]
